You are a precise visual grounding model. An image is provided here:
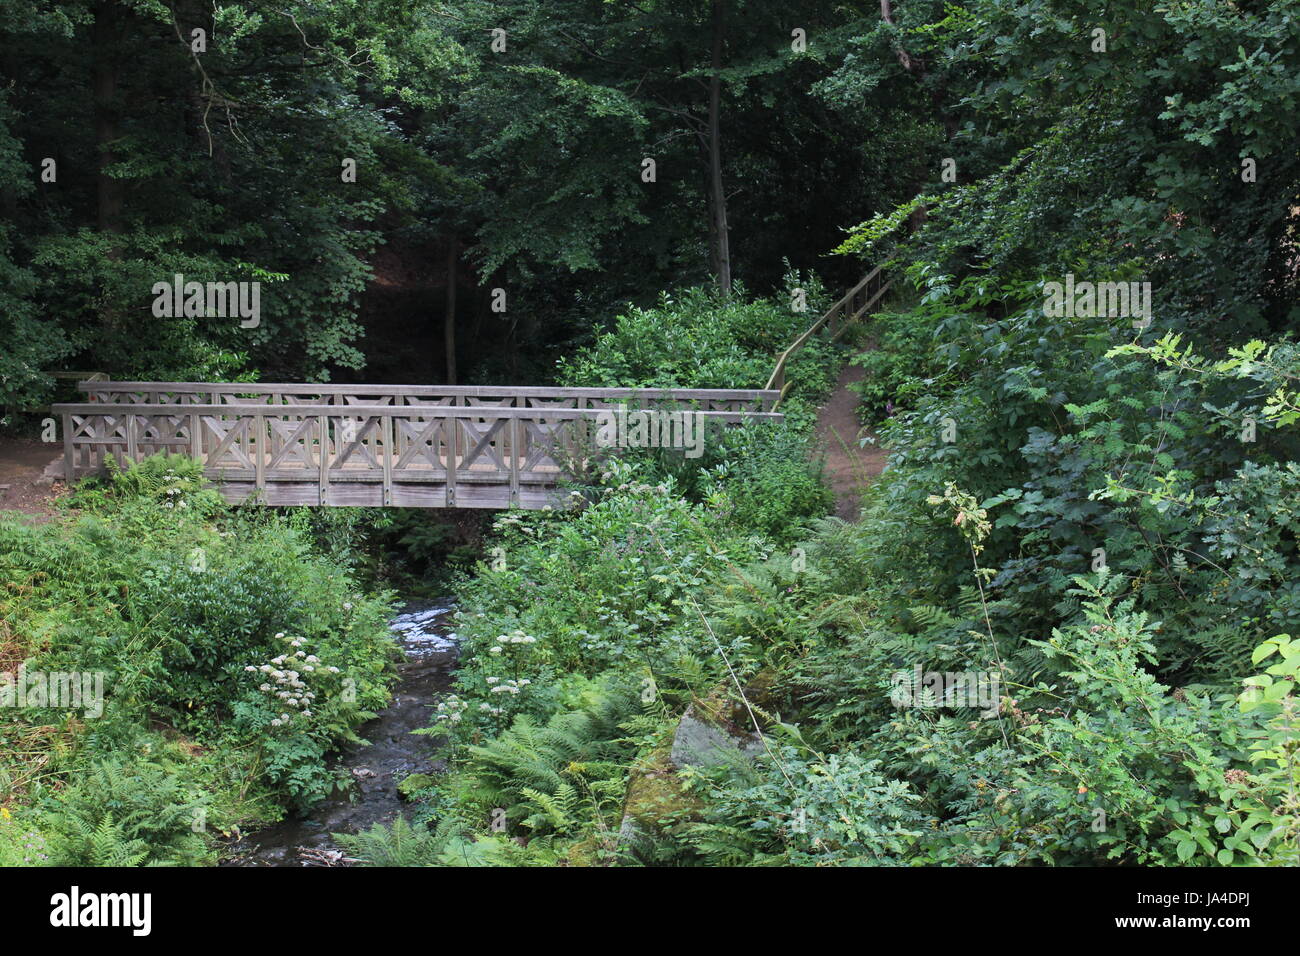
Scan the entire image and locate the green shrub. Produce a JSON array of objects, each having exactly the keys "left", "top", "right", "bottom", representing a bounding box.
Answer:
[
  {"left": 558, "top": 281, "right": 838, "bottom": 406},
  {"left": 39, "top": 760, "right": 213, "bottom": 866},
  {"left": 850, "top": 301, "right": 962, "bottom": 425},
  {"left": 0, "top": 453, "right": 402, "bottom": 853},
  {"left": 688, "top": 745, "right": 926, "bottom": 866}
]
